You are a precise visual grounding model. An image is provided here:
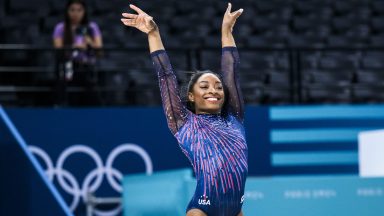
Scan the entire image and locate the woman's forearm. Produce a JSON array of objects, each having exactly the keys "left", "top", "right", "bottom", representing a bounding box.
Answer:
[
  {"left": 222, "top": 29, "right": 236, "bottom": 47},
  {"left": 53, "top": 38, "right": 63, "bottom": 48},
  {"left": 148, "top": 29, "right": 164, "bottom": 53},
  {"left": 84, "top": 36, "right": 102, "bottom": 49},
  {"left": 91, "top": 37, "right": 103, "bottom": 48}
]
